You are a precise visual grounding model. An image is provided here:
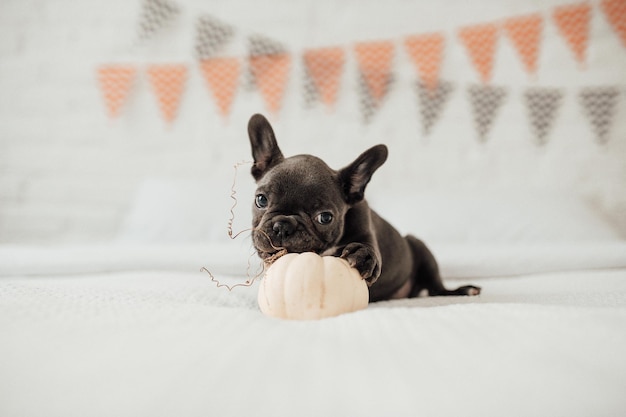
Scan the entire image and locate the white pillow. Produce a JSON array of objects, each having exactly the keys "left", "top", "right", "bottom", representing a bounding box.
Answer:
[
  {"left": 119, "top": 179, "right": 620, "bottom": 245},
  {"left": 367, "top": 190, "right": 621, "bottom": 244},
  {"left": 117, "top": 178, "right": 255, "bottom": 244}
]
